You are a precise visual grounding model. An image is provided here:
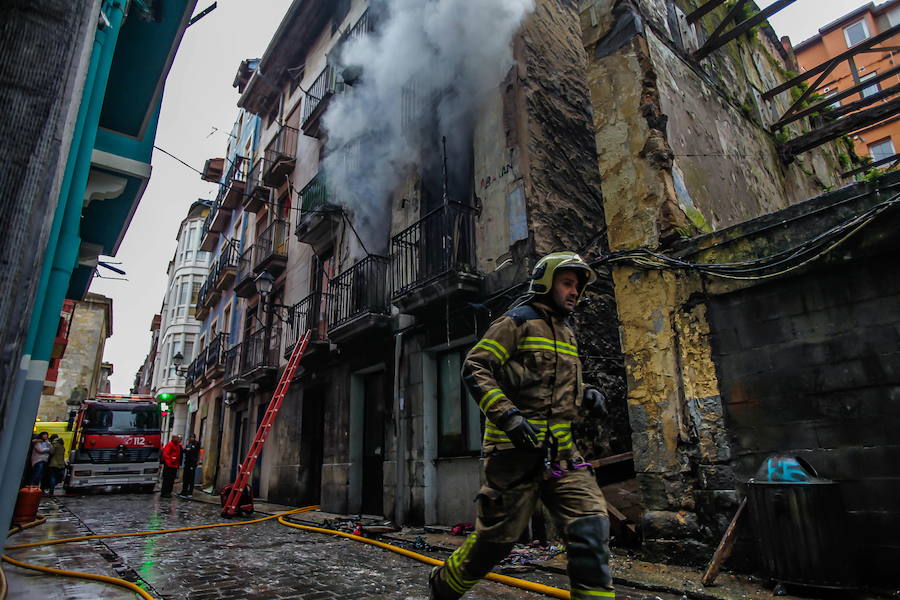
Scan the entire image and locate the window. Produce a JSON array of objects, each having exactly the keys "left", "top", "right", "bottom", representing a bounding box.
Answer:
[
  {"left": 437, "top": 350, "right": 482, "bottom": 457},
  {"left": 860, "top": 72, "right": 880, "bottom": 98},
  {"left": 868, "top": 138, "right": 896, "bottom": 162},
  {"left": 824, "top": 91, "right": 841, "bottom": 110},
  {"left": 843, "top": 19, "right": 870, "bottom": 47}
]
